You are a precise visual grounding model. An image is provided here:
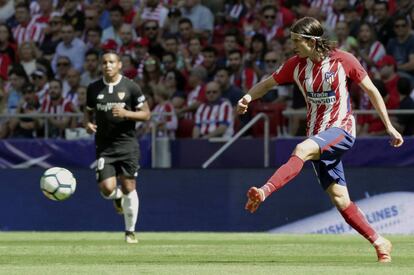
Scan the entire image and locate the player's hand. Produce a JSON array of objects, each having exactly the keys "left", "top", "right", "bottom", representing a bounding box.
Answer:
[
  {"left": 85, "top": 122, "right": 97, "bottom": 134},
  {"left": 237, "top": 94, "right": 252, "bottom": 115},
  {"left": 112, "top": 105, "right": 128, "bottom": 118},
  {"left": 387, "top": 126, "right": 404, "bottom": 147}
]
